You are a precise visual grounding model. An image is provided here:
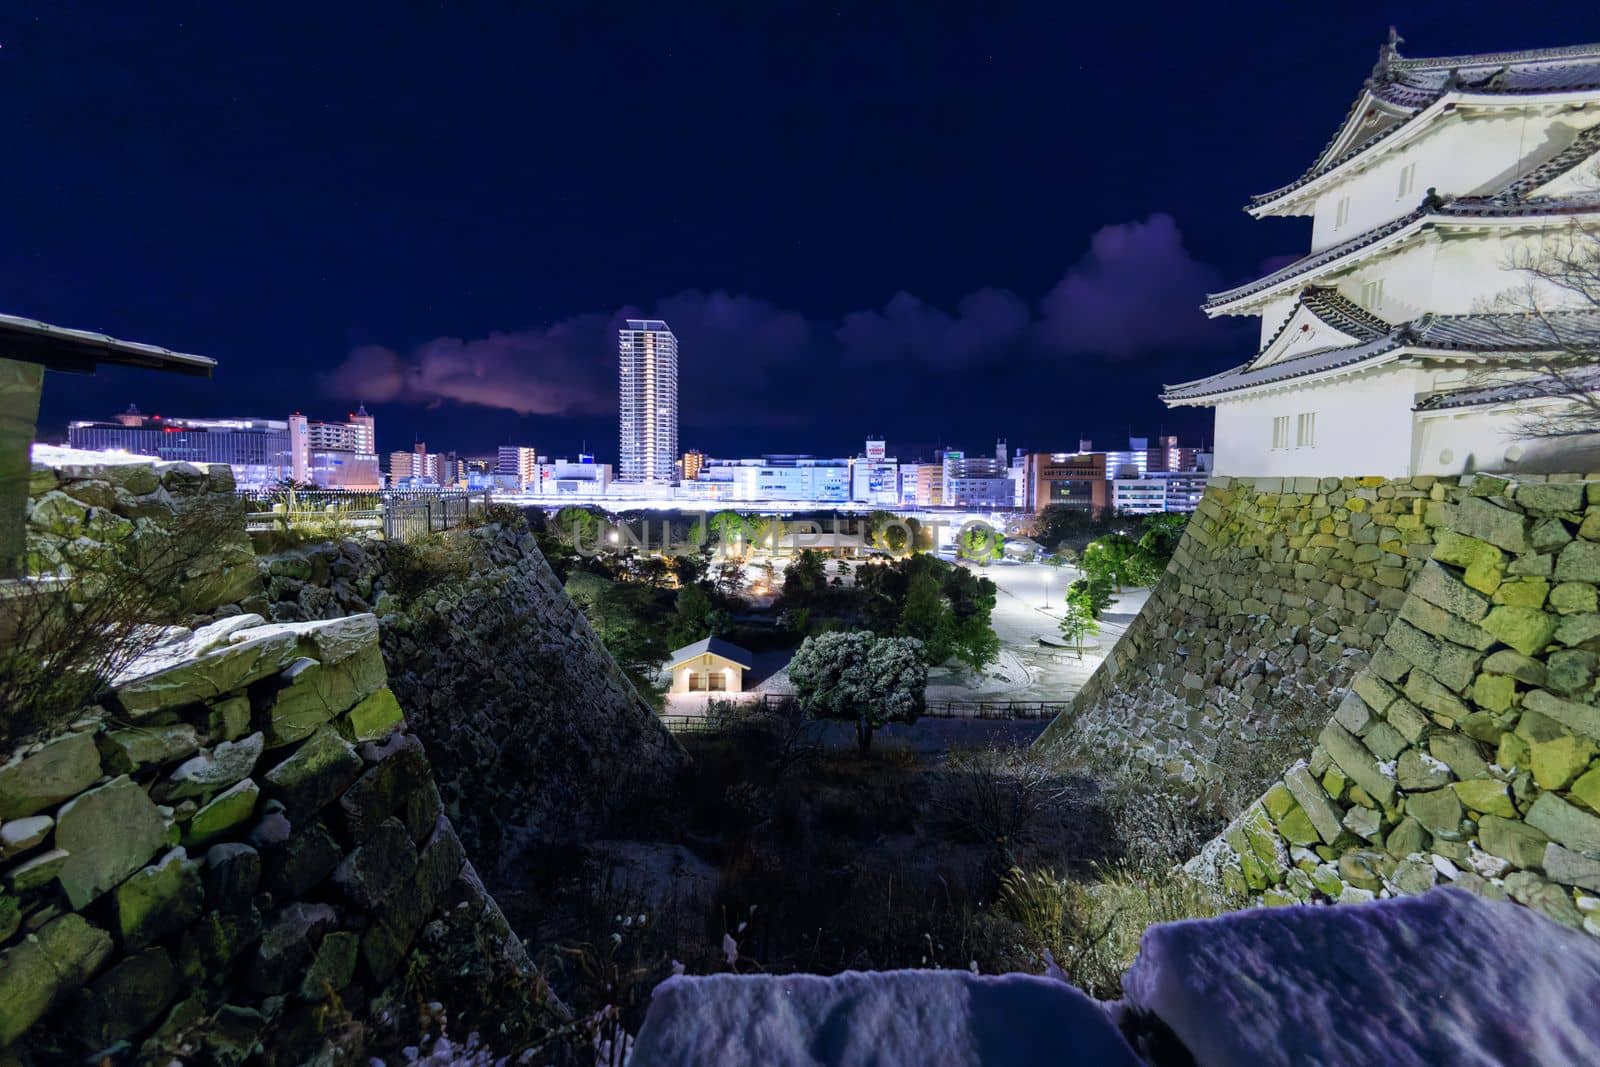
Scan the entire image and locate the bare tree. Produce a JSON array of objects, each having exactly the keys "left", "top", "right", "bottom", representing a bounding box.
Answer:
[
  {"left": 0, "top": 497, "right": 239, "bottom": 746},
  {"left": 1470, "top": 188, "right": 1600, "bottom": 440}
]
